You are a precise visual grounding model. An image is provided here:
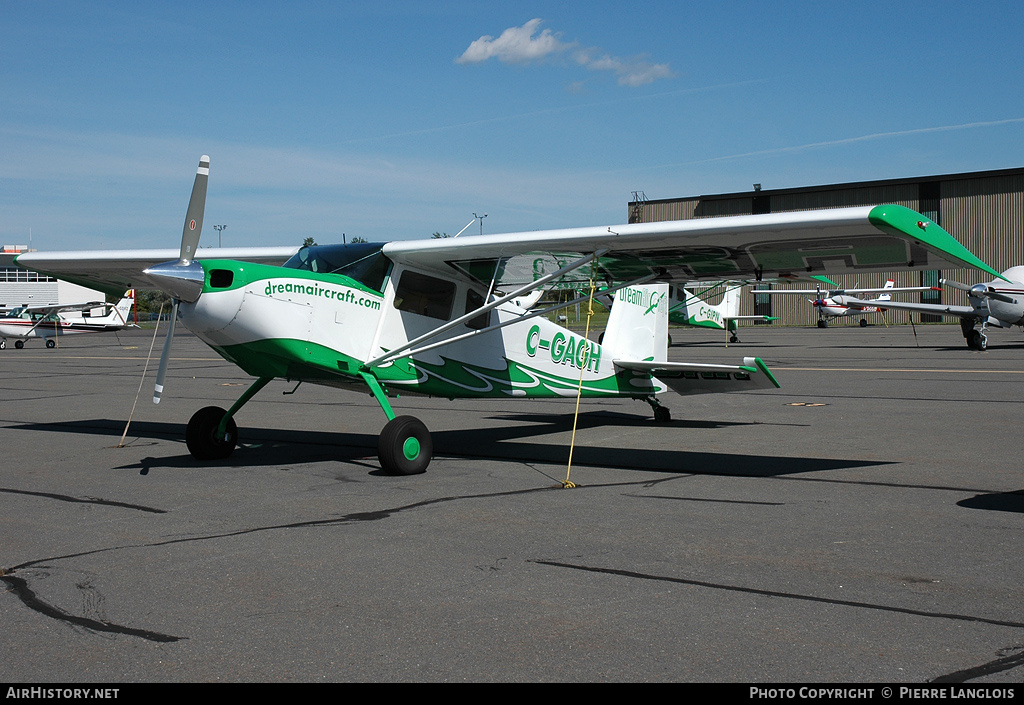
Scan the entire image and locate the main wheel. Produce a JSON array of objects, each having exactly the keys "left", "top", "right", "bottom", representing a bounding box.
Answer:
[
  {"left": 46, "top": 339, "right": 56, "bottom": 348},
  {"left": 378, "top": 415, "right": 432, "bottom": 475},
  {"left": 186, "top": 406, "right": 238, "bottom": 460},
  {"left": 967, "top": 329, "right": 988, "bottom": 351},
  {"left": 653, "top": 406, "right": 671, "bottom": 423},
  {"left": 15, "top": 340, "right": 24, "bottom": 349},
  {"left": 859, "top": 319, "right": 867, "bottom": 327},
  {"left": 817, "top": 320, "right": 827, "bottom": 329}
]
